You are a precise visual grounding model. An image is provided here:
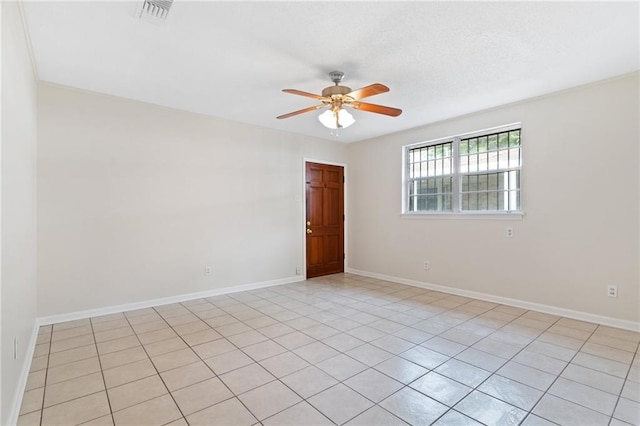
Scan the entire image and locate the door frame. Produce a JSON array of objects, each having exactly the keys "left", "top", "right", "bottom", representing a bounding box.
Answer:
[{"left": 301, "top": 158, "right": 348, "bottom": 279}]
